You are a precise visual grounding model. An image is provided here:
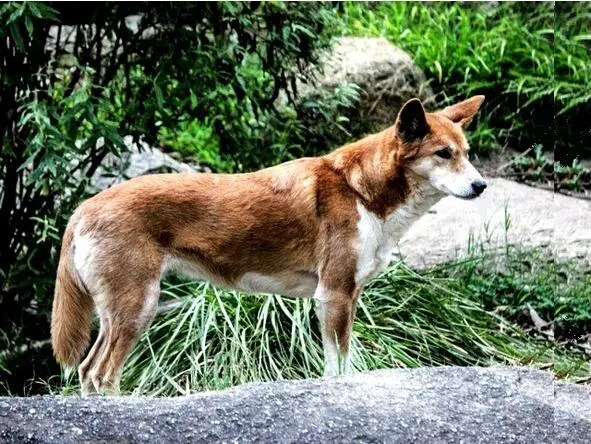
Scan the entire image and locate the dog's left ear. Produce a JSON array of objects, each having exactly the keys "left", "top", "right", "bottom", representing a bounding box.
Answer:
[
  {"left": 439, "top": 95, "right": 485, "bottom": 128},
  {"left": 395, "top": 98, "right": 429, "bottom": 141}
]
